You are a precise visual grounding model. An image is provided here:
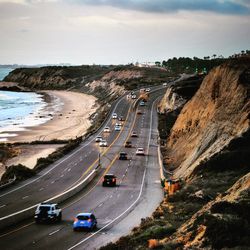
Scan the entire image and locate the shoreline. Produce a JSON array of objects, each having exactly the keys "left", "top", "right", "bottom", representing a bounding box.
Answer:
[
  {"left": 4, "top": 90, "right": 98, "bottom": 143},
  {"left": 0, "top": 90, "right": 98, "bottom": 178}
]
